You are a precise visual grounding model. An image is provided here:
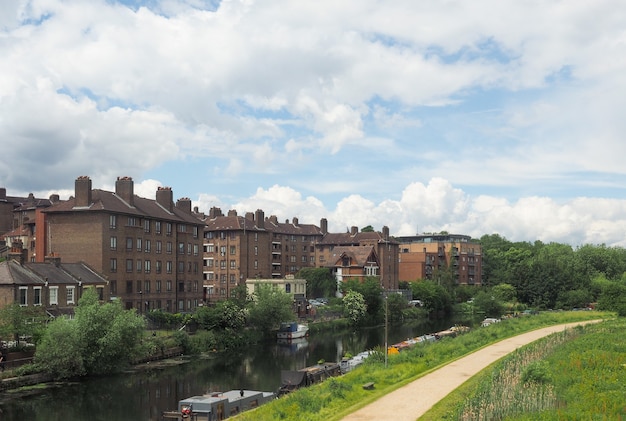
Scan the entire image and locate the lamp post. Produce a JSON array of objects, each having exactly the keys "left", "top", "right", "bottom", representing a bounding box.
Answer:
[{"left": 384, "top": 293, "right": 388, "bottom": 368}]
